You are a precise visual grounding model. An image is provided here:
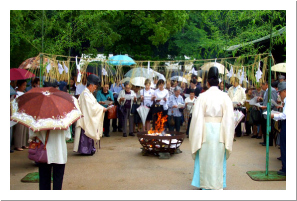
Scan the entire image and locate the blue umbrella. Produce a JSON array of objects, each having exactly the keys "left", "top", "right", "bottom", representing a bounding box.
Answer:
[{"left": 107, "top": 55, "right": 136, "bottom": 66}]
